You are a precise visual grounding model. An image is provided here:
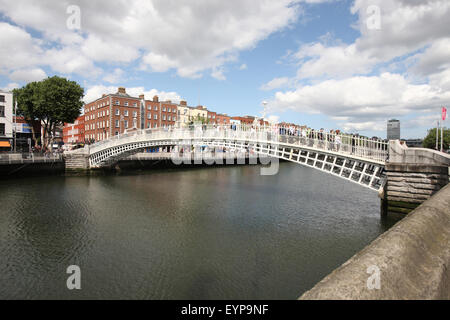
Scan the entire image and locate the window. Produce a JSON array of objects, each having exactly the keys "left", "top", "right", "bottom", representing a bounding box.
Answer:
[
  {"left": 154, "top": 114, "right": 157, "bottom": 120},
  {"left": 124, "top": 120, "right": 128, "bottom": 128},
  {"left": 124, "top": 110, "right": 128, "bottom": 117},
  {"left": 115, "top": 109, "right": 120, "bottom": 116},
  {"left": 147, "top": 106, "right": 151, "bottom": 111},
  {"left": 133, "top": 111, "right": 137, "bottom": 118},
  {"left": 168, "top": 116, "right": 171, "bottom": 121},
  {"left": 0, "top": 95, "right": 5, "bottom": 103},
  {"left": 162, "top": 107, "right": 166, "bottom": 112},
  {"left": 163, "top": 115, "right": 166, "bottom": 121},
  {"left": 124, "top": 102, "right": 129, "bottom": 106},
  {"left": 133, "top": 103, "right": 137, "bottom": 107},
  {"left": 147, "top": 113, "right": 151, "bottom": 119},
  {"left": 115, "top": 120, "right": 119, "bottom": 128},
  {"left": 173, "top": 116, "right": 176, "bottom": 122},
  {"left": 0, "top": 105, "right": 5, "bottom": 117},
  {"left": 107, "top": 110, "right": 109, "bottom": 116},
  {"left": 115, "top": 131, "right": 119, "bottom": 136},
  {"left": 154, "top": 106, "right": 158, "bottom": 111},
  {"left": 133, "top": 119, "right": 137, "bottom": 128},
  {"left": 115, "top": 100, "right": 119, "bottom": 105},
  {"left": 0, "top": 123, "right": 5, "bottom": 136}
]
